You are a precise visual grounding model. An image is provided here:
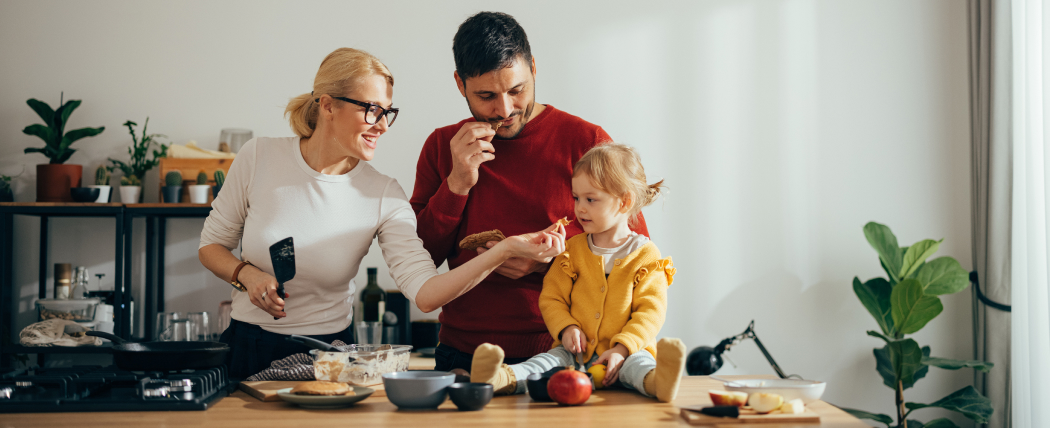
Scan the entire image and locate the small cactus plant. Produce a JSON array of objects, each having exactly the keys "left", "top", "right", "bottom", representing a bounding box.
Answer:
[
  {"left": 94, "top": 165, "right": 111, "bottom": 186},
  {"left": 196, "top": 170, "right": 208, "bottom": 185},
  {"left": 214, "top": 170, "right": 226, "bottom": 187},
  {"left": 165, "top": 171, "right": 182, "bottom": 187},
  {"left": 120, "top": 174, "right": 140, "bottom": 186}
]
